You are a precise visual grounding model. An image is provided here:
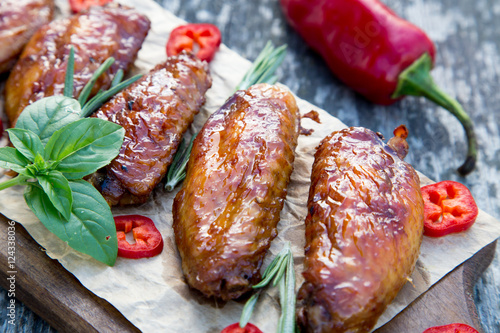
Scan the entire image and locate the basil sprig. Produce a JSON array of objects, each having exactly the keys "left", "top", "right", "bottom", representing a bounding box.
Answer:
[
  {"left": 0, "top": 47, "right": 140, "bottom": 266},
  {"left": 239, "top": 242, "right": 297, "bottom": 332}
]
